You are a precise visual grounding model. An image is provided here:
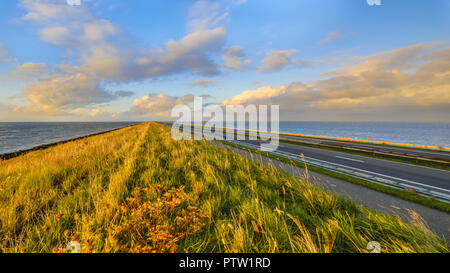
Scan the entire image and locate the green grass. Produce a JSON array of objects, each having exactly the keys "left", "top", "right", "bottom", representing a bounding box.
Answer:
[
  {"left": 0, "top": 122, "right": 448, "bottom": 253},
  {"left": 221, "top": 141, "right": 450, "bottom": 213}
]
